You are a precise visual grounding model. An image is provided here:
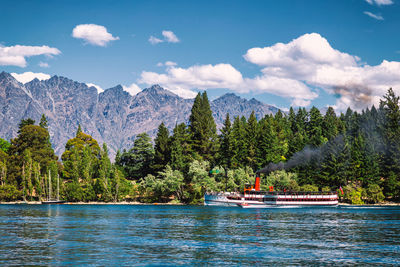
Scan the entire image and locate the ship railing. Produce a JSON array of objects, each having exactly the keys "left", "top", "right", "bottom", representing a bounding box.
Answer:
[{"left": 247, "top": 191, "right": 338, "bottom": 196}]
